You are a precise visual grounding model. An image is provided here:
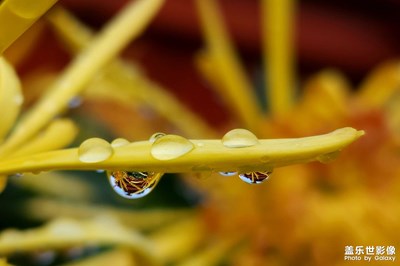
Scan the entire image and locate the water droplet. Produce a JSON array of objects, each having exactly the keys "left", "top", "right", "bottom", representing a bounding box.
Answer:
[
  {"left": 222, "top": 128, "right": 259, "bottom": 148},
  {"left": 68, "top": 97, "right": 82, "bottom": 108},
  {"left": 317, "top": 151, "right": 341, "bottom": 164},
  {"left": 197, "top": 142, "right": 204, "bottom": 147},
  {"left": 78, "top": 138, "right": 113, "bottom": 163},
  {"left": 108, "top": 171, "right": 163, "bottom": 199},
  {"left": 111, "top": 138, "right": 130, "bottom": 147},
  {"left": 96, "top": 169, "right": 105, "bottom": 173},
  {"left": 151, "top": 134, "right": 194, "bottom": 160},
  {"left": 14, "top": 94, "right": 23, "bottom": 105},
  {"left": 239, "top": 171, "right": 272, "bottom": 184},
  {"left": 219, "top": 171, "right": 237, "bottom": 176},
  {"left": 149, "top": 132, "right": 166, "bottom": 143}
]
